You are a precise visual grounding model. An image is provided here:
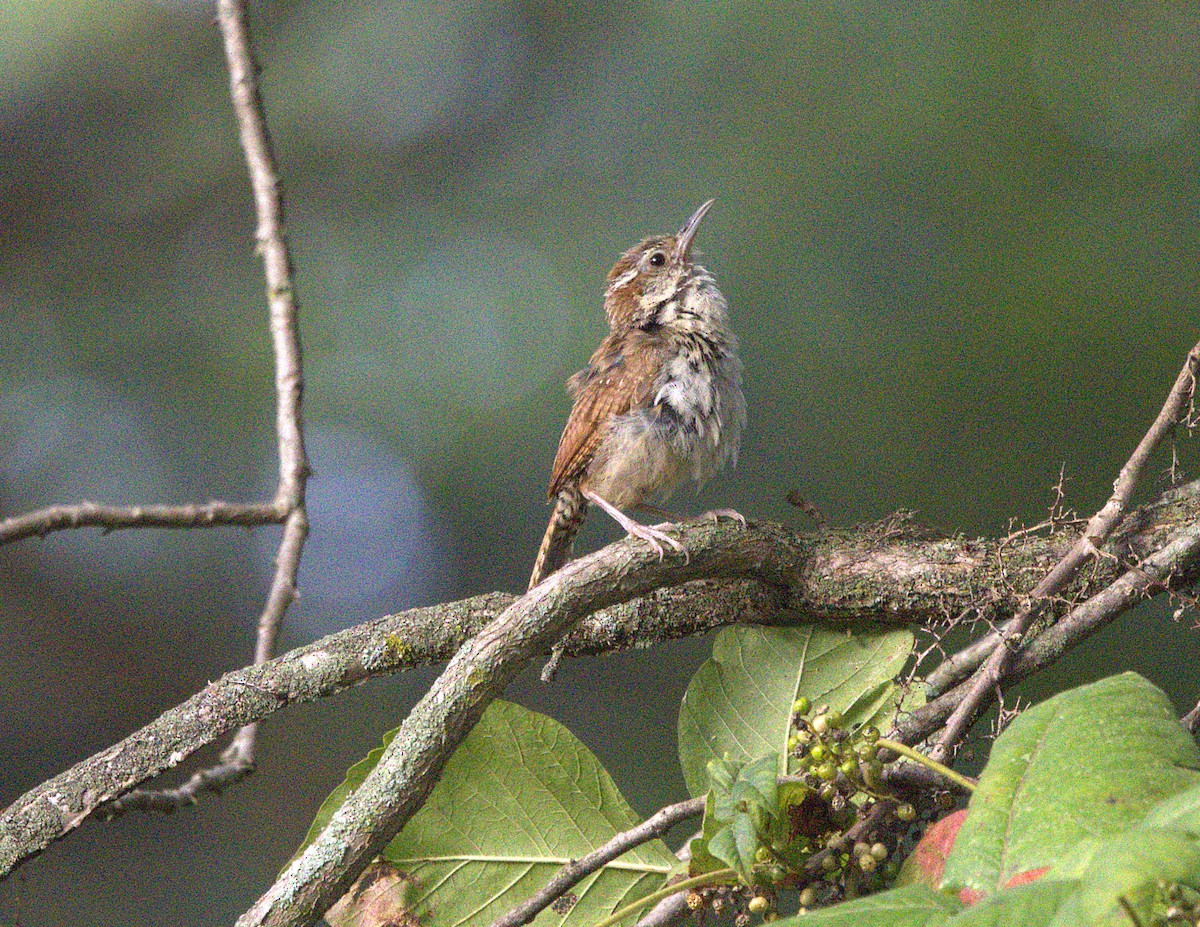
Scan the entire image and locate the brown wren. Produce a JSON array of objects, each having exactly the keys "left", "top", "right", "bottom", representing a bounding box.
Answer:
[{"left": 528, "top": 200, "right": 746, "bottom": 589}]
